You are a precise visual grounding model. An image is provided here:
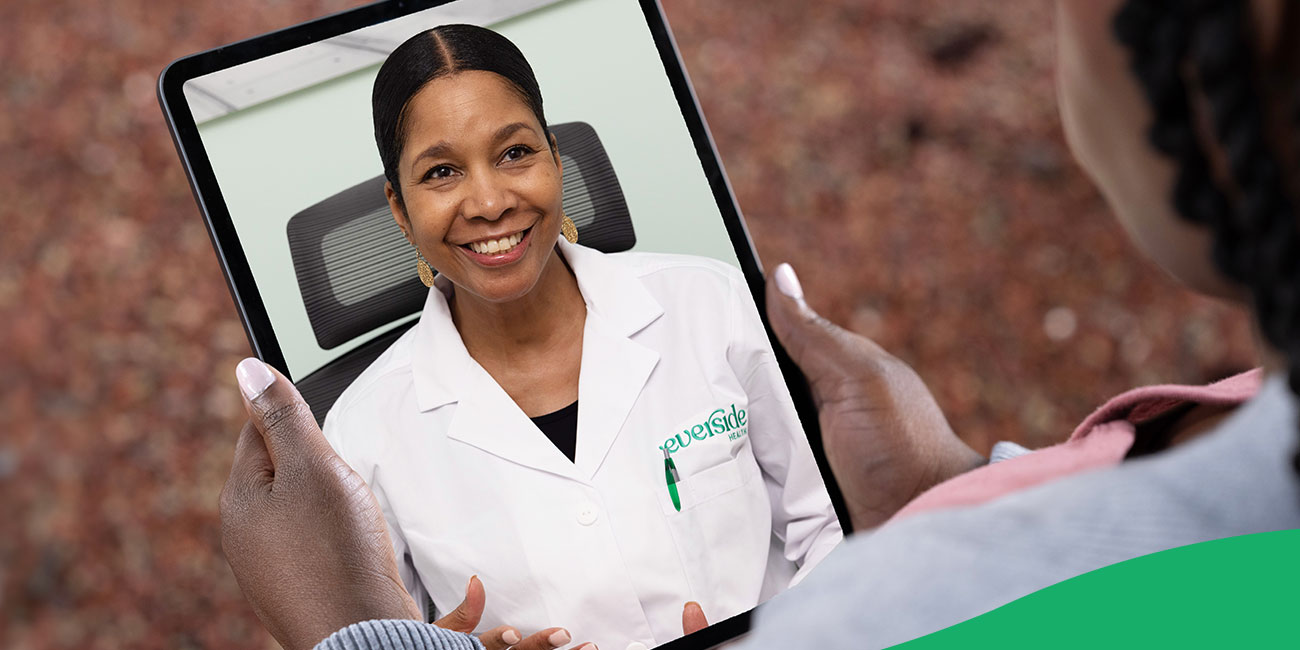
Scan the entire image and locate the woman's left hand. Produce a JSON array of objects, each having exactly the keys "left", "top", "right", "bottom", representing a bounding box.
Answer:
[
  {"left": 222, "top": 359, "right": 593, "bottom": 650},
  {"left": 221, "top": 359, "right": 423, "bottom": 650}
]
